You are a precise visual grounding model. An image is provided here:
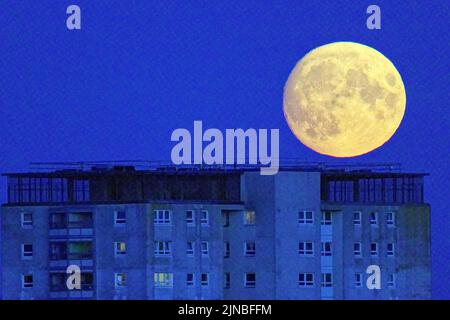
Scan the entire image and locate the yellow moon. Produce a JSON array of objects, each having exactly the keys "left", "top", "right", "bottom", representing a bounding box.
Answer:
[{"left": 283, "top": 42, "right": 406, "bottom": 157}]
